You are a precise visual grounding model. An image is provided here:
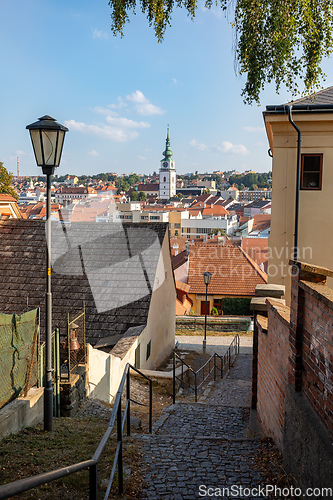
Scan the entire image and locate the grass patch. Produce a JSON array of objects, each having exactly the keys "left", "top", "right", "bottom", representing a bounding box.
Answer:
[{"left": 0, "top": 376, "right": 173, "bottom": 499}]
